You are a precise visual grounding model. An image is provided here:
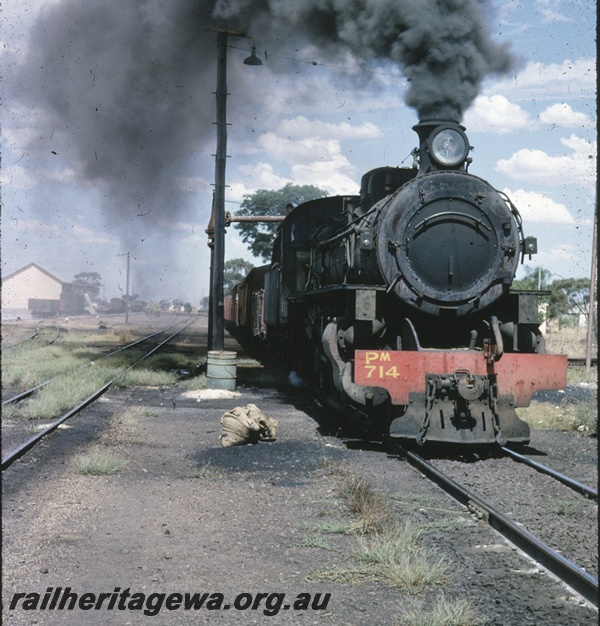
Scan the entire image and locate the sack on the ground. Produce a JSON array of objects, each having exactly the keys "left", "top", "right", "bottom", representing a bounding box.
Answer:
[{"left": 219, "top": 404, "right": 278, "bottom": 447}]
